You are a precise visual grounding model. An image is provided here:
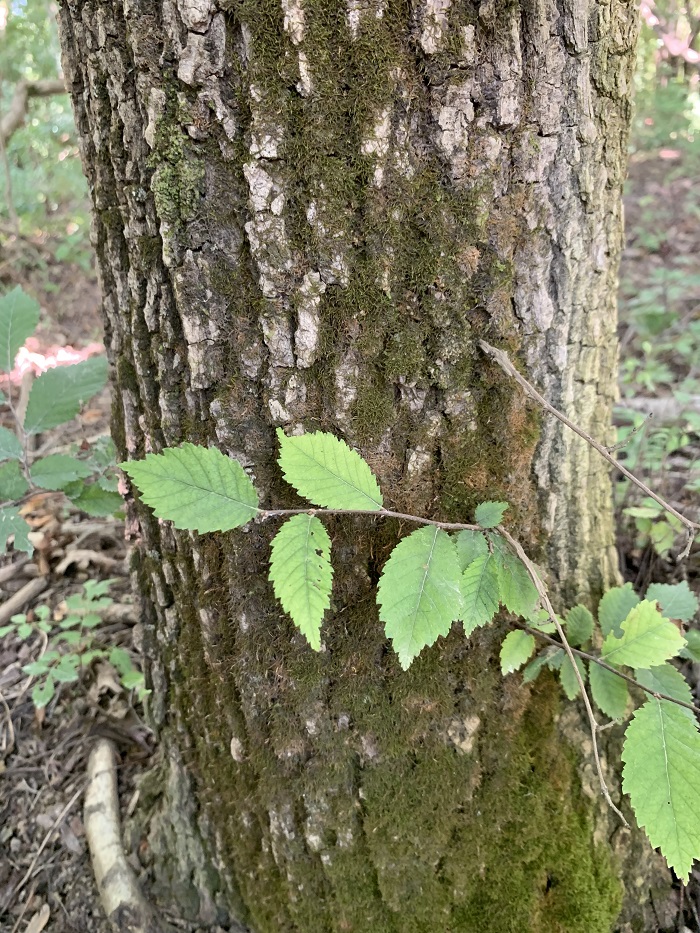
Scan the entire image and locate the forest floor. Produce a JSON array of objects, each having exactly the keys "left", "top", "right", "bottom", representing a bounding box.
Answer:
[{"left": 0, "top": 150, "right": 698, "bottom": 933}]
